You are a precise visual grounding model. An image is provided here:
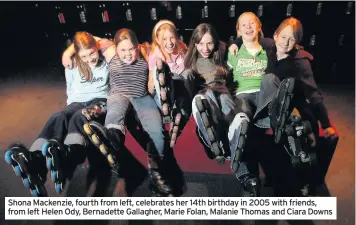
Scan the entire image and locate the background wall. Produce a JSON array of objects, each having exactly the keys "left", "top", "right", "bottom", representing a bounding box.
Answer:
[{"left": 0, "top": 1, "right": 354, "bottom": 85}]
